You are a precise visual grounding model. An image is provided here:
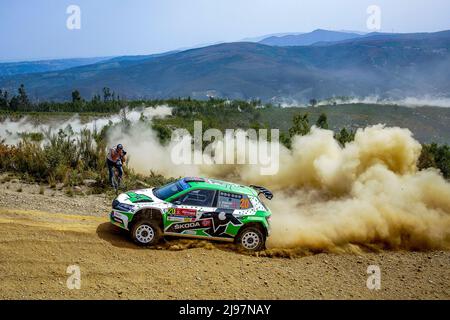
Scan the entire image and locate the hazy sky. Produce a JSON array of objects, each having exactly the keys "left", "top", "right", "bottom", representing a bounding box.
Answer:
[{"left": 1, "top": 0, "right": 450, "bottom": 61}]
